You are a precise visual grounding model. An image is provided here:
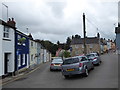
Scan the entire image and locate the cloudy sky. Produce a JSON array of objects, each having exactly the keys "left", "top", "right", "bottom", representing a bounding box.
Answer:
[{"left": 1, "top": 0, "right": 119, "bottom": 43}]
